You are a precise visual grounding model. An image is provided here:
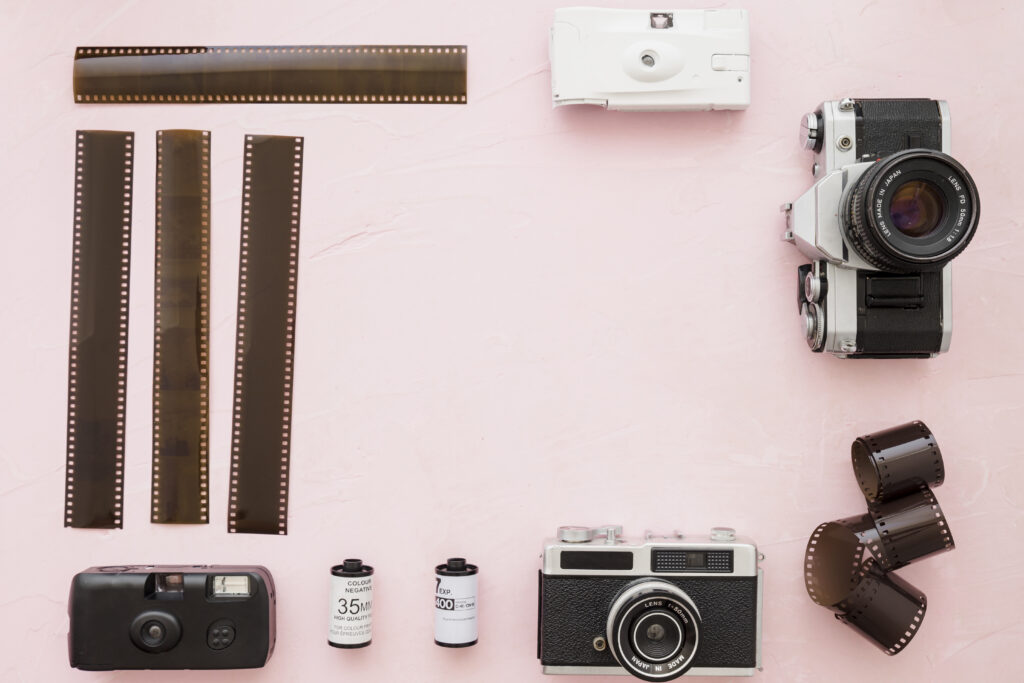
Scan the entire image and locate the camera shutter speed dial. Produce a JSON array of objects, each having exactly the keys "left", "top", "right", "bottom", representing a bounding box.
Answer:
[{"left": 558, "top": 526, "right": 596, "bottom": 543}]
